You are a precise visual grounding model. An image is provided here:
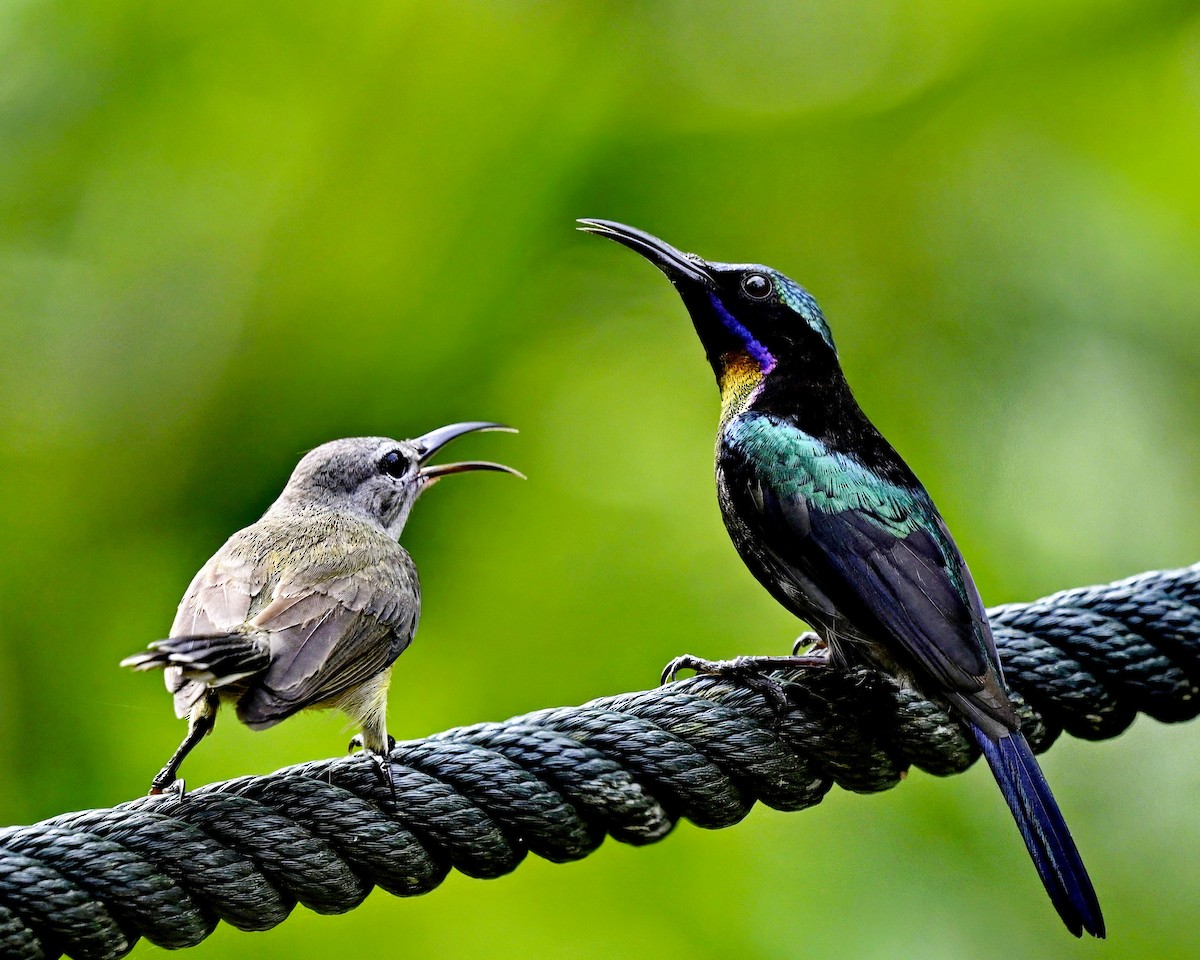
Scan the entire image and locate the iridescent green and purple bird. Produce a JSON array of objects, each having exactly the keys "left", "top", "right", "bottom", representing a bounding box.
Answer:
[{"left": 579, "top": 218, "right": 1103, "bottom": 938}]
